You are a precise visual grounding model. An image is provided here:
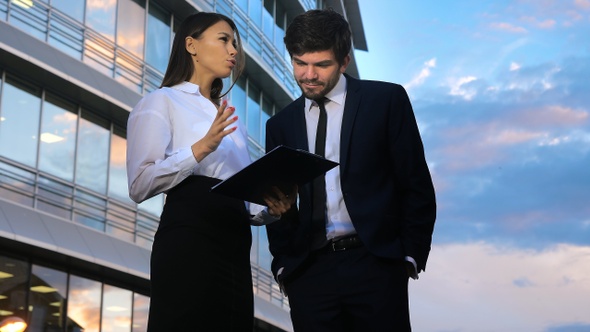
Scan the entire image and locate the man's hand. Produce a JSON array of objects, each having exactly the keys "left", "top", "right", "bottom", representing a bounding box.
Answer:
[{"left": 264, "top": 185, "right": 298, "bottom": 217}]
